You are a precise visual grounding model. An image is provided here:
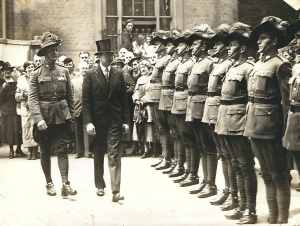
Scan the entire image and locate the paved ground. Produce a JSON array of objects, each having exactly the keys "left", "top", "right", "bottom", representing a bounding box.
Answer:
[{"left": 0, "top": 144, "right": 300, "bottom": 226}]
